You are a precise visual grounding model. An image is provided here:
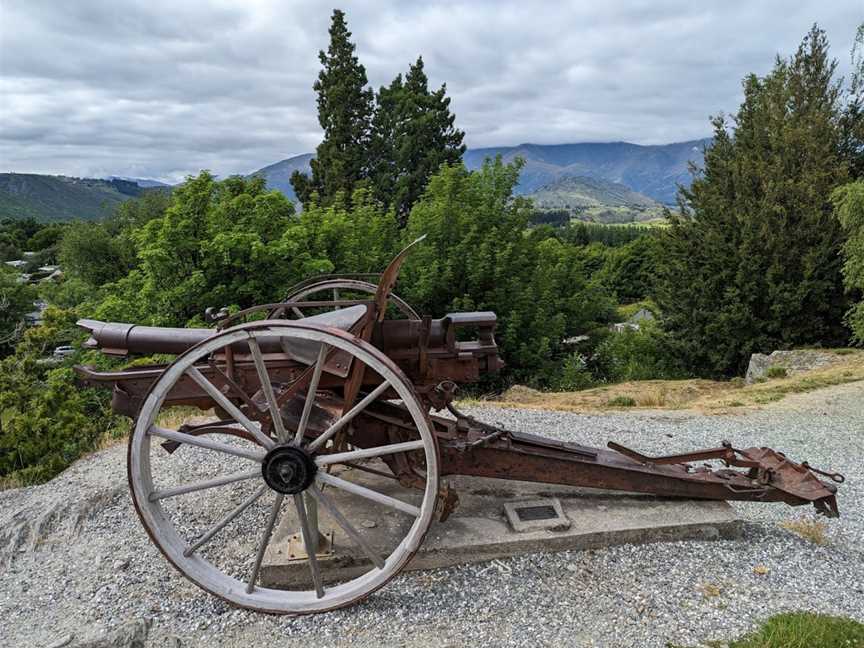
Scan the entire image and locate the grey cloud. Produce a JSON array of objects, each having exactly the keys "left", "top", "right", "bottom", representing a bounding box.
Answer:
[{"left": 0, "top": 0, "right": 860, "bottom": 182}]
